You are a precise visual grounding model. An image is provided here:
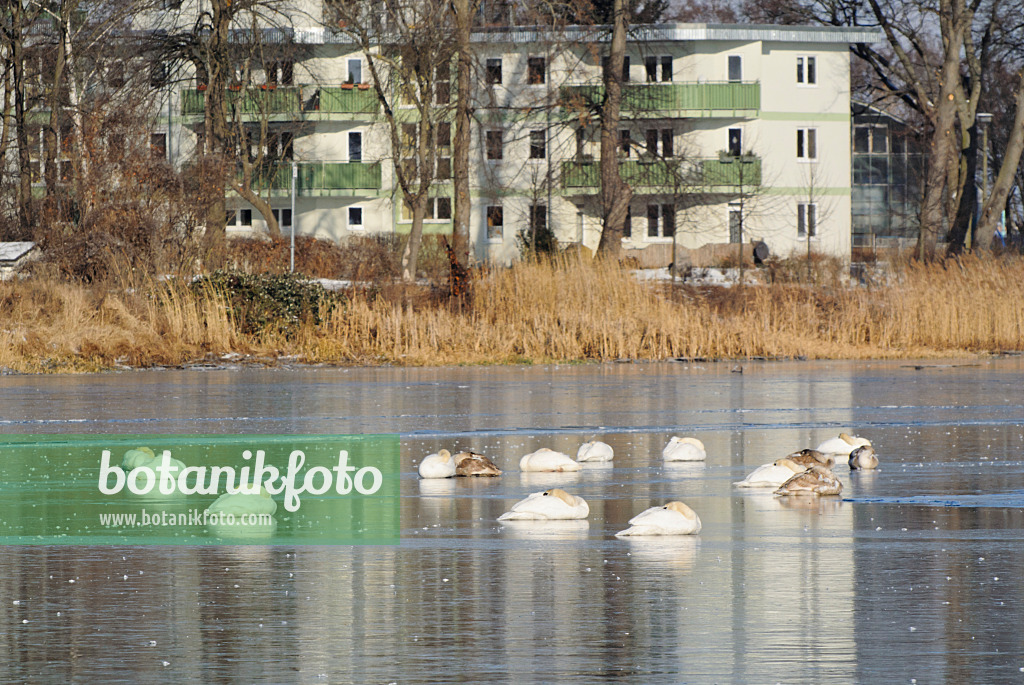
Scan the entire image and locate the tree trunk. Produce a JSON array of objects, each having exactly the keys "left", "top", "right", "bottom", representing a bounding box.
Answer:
[
  {"left": 596, "top": 0, "right": 632, "bottom": 257},
  {"left": 917, "top": 6, "right": 964, "bottom": 260},
  {"left": 402, "top": 194, "right": 428, "bottom": 281},
  {"left": 978, "top": 71, "right": 1024, "bottom": 247},
  {"left": 12, "top": 4, "right": 33, "bottom": 237},
  {"left": 946, "top": 121, "right": 977, "bottom": 254},
  {"left": 452, "top": 0, "right": 472, "bottom": 267},
  {"left": 43, "top": 5, "right": 68, "bottom": 198}
]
